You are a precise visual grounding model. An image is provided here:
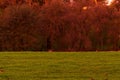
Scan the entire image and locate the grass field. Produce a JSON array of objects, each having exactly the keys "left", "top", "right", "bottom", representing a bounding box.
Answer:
[{"left": 0, "top": 52, "right": 120, "bottom": 80}]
